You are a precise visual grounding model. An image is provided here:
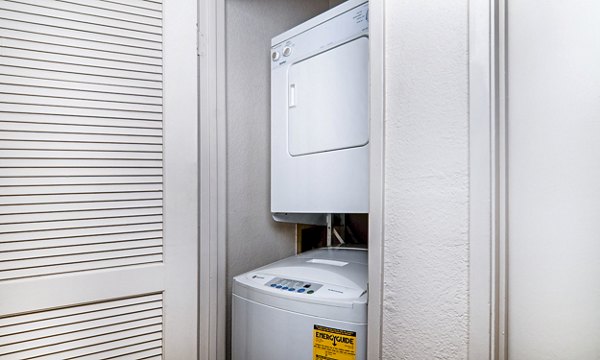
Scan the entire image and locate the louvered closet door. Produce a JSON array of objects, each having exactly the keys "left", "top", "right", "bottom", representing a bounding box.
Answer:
[{"left": 0, "top": 0, "right": 198, "bottom": 359}]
